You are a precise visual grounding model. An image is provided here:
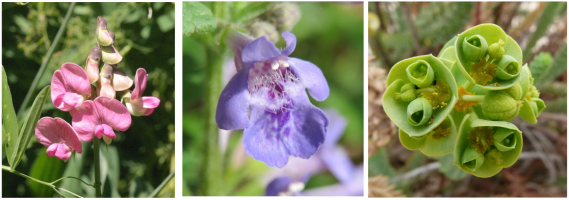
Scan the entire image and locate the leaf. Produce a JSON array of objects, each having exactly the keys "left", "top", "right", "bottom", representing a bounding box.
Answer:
[
  {"left": 10, "top": 86, "right": 50, "bottom": 170},
  {"left": 438, "top": 153, "right": 469, "bottom": 181},
  {"left": 369, "top": 147, "right": 397, "bottom": 178},
  {"left": 28, "top": 147, "right": 67, "bottom": 197},
  {"left": 529, "top": 52, "right": 553, "bottom": 88},
  {"left": 233, "top": 2, "right": 272, "bottom": 23},
  {"left": 523, "top": 2, "right": 565, "bottom": 61},
  {"left": 2, "top": 66, "right": 18, "bottom": 167},
  {"left": 157, "top": 9, "right": 175, "bottom": 32},
  {"left": 183, "top": 2, "right": 216, "bottom": 36}
]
